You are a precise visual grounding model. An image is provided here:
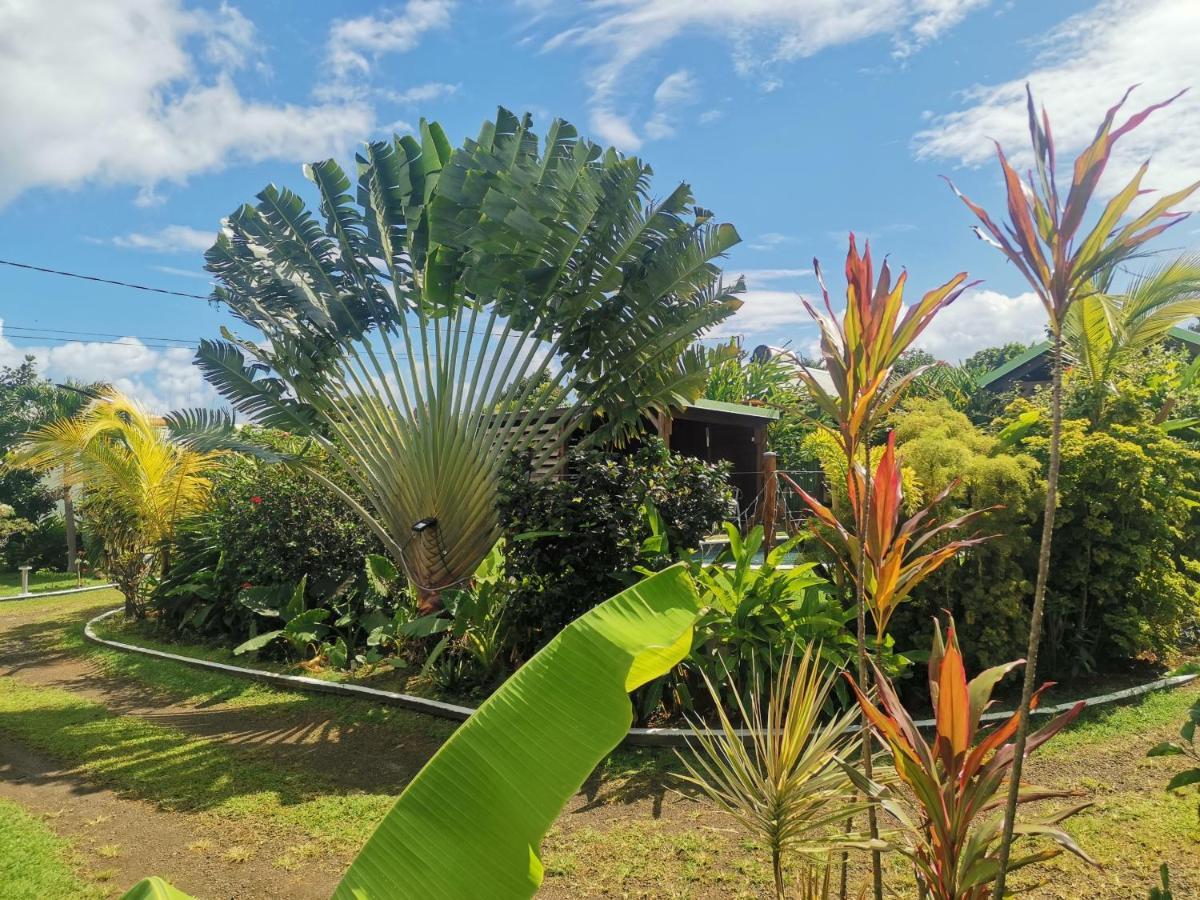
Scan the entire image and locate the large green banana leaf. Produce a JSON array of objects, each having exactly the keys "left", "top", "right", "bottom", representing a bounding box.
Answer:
[{"left": 120, "top": 564, "right": 700, "bottom": 900}]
